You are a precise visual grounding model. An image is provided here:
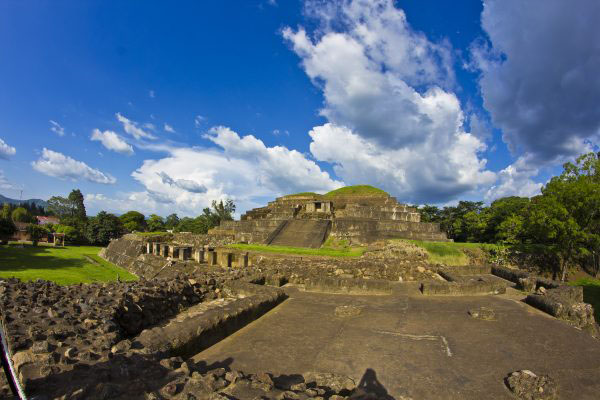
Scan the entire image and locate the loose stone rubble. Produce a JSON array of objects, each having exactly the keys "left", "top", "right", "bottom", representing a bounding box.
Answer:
[
  {"left": 505, "top": 370, "right": 558, "bottom": 400},
  {"left": 468, "top": 306, "right": 495, "bottom": 320}
]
